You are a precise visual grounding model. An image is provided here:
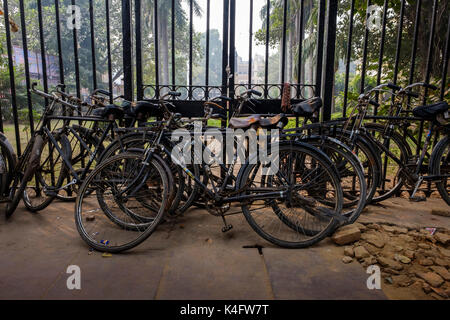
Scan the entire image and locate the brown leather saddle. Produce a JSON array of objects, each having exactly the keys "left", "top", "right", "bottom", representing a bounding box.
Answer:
[{"left": 229, "top": 114, "right": 288, "bottom": 129}]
